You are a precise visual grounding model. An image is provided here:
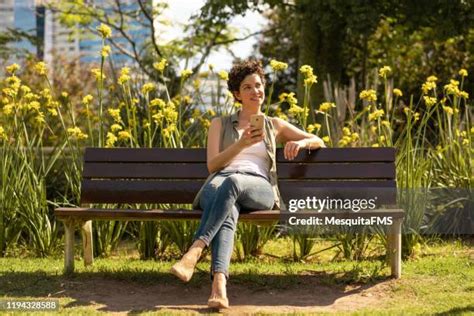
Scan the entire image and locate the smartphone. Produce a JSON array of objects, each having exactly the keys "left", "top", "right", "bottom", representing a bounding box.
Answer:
[{"left": 250, "top": 114, "right": 264, "bottom": 129}]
